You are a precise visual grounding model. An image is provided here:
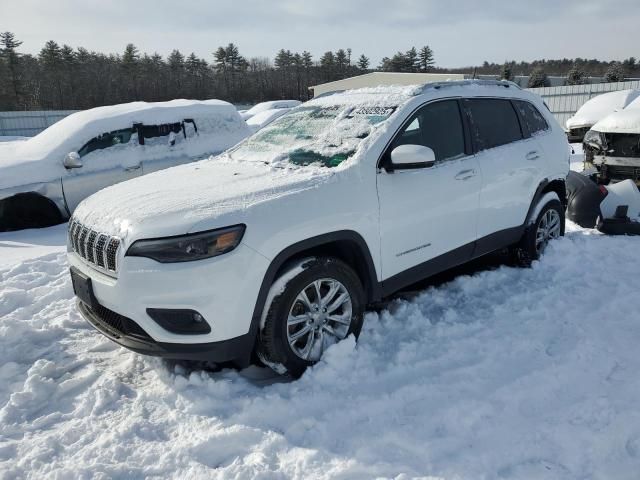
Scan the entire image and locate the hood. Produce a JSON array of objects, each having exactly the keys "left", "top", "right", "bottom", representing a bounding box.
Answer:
[
  {"left": 592, "top": 109, "right": 640, "bottom": 134},
  {"left": 566, "top": 89, "right": 640, "bottom": 130},
  {"left": 0, "top": 142, "right": 58, "bottom": 190},
  {"left": 72, "top": 156, "right": 334, "bottom": 242}
]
